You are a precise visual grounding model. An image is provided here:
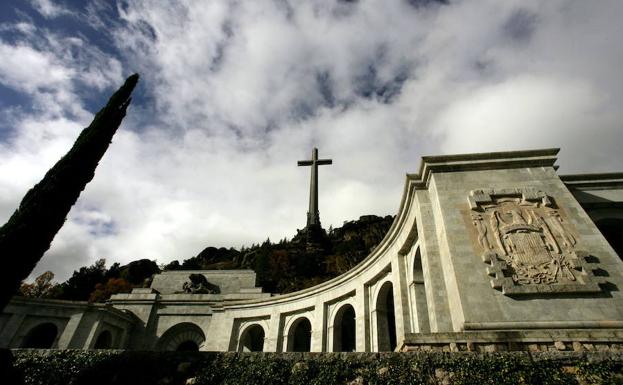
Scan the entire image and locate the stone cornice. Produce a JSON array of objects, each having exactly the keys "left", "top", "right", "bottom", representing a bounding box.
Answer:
[
  {"left": 158, "top": 270, "right": 257, "bottom": 275},
  {"left": 9, "top": 296, "right": 91, "bottom": 309},
  {"left": 7, "top": 296, "right": 138, "bottom": 323},
  {"left": 407, "top": 148, "right": 560, "bottom": 189},
  {"left": 561, "top": 172, "right": 623, "bottom": 189}
]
